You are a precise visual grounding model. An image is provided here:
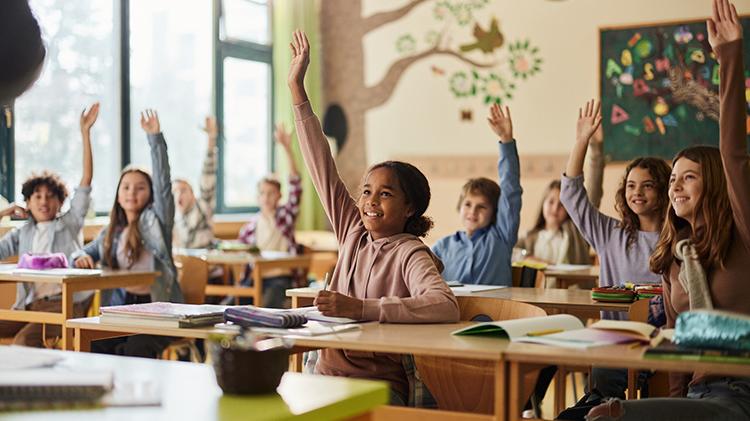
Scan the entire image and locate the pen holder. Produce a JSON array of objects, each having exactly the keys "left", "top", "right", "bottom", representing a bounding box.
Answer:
[{"left": 208, "top": 335, "right": 290, "bottom": 395}]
